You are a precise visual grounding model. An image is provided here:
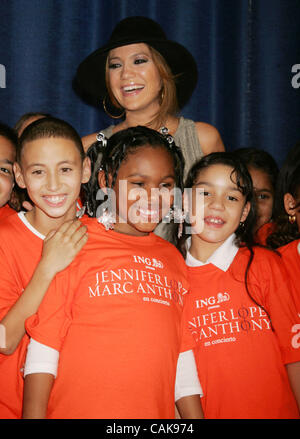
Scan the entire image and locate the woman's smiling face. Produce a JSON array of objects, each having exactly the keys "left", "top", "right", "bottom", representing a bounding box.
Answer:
[{"left": 107, "top": 43, "right": 162, "bottom": 114}]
